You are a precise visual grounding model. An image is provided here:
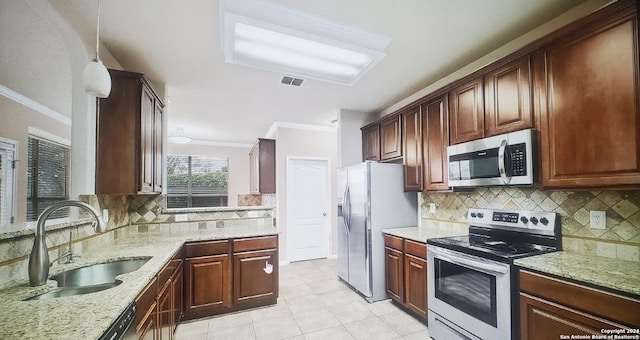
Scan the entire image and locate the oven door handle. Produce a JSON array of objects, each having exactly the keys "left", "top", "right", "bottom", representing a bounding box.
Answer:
[
  {"left": 498, "top": 139, "right": 511, "bottom": 184},
  {"left": 430, "top": 247, "right": 509, "bottom": 274}
]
